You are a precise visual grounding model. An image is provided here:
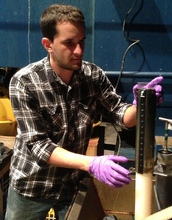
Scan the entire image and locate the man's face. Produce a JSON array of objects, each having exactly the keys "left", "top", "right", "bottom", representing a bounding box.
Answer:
[{"left": 50, "top": 21, "right": 86, "bottom": 71}]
